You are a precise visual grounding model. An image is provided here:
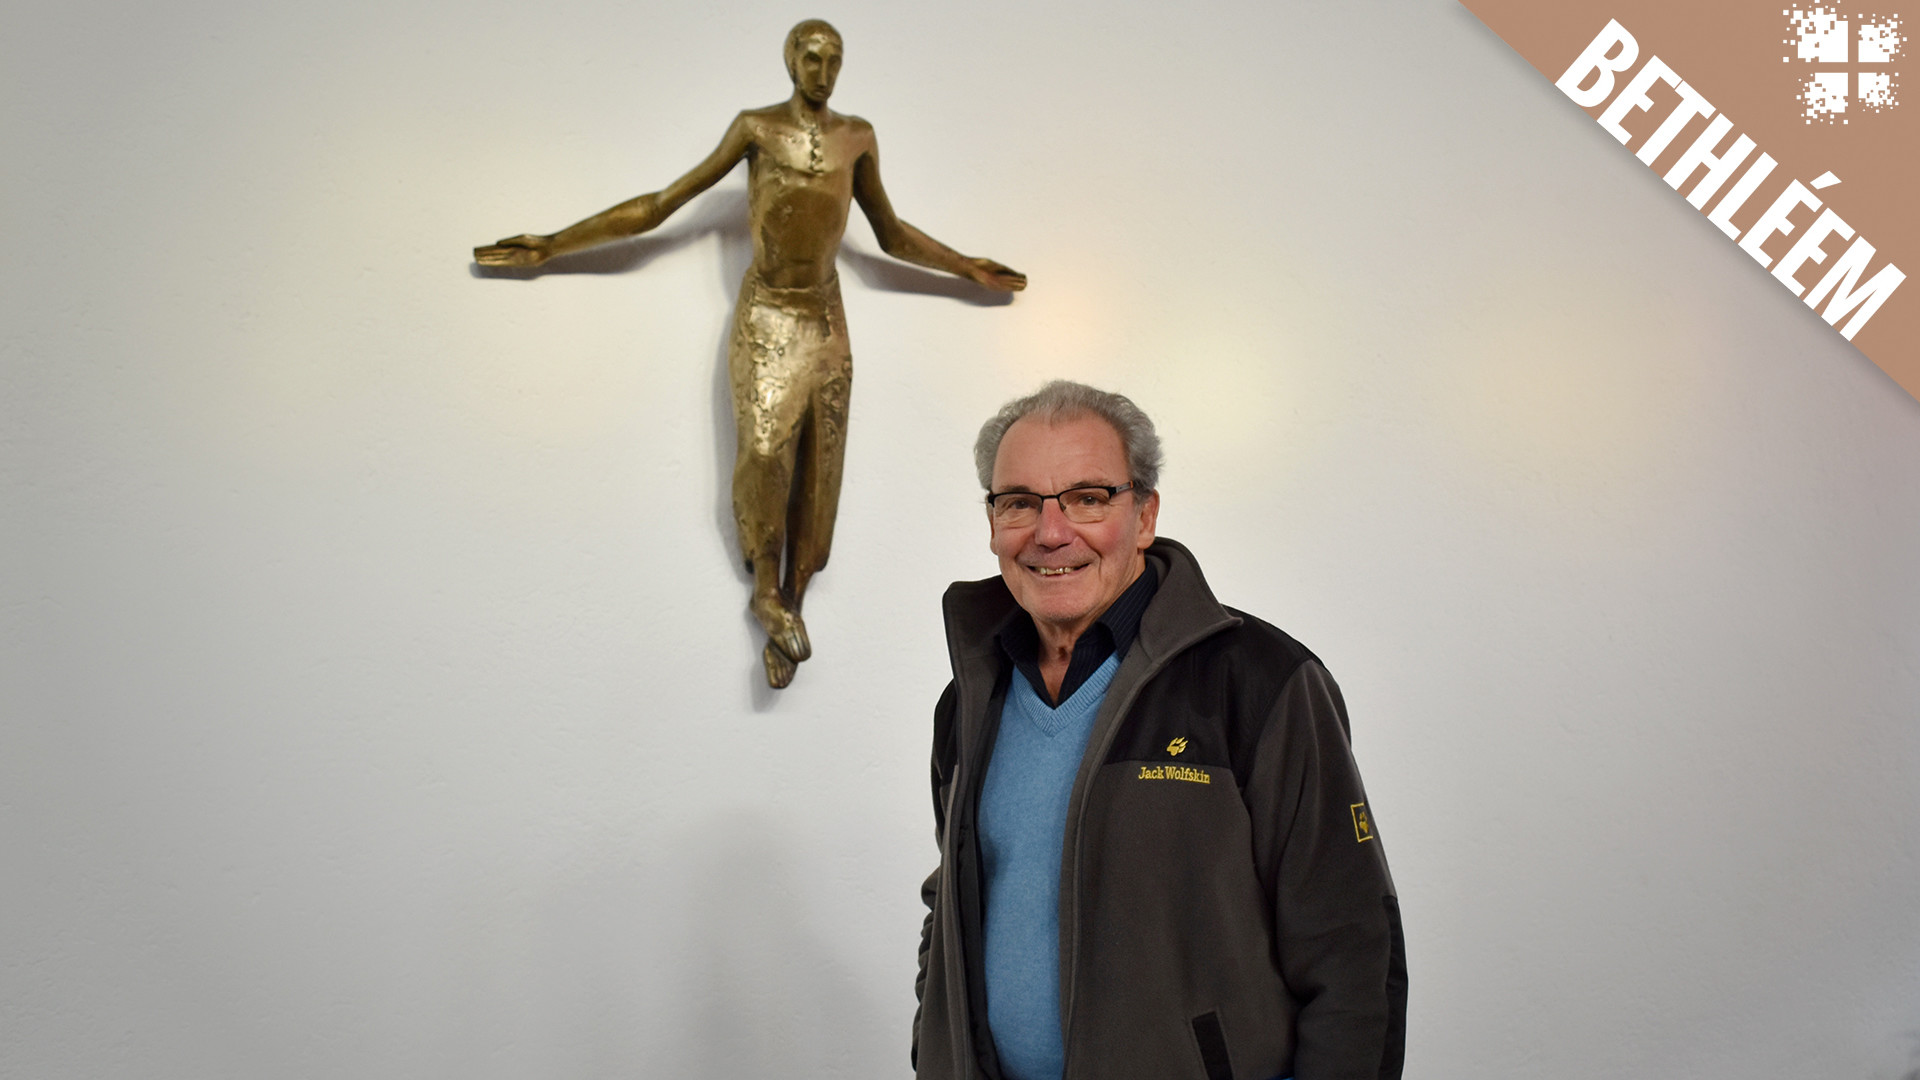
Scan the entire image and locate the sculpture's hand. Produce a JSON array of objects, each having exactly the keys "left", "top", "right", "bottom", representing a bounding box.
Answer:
[
  {"left": 474, "top": 233, "right": 555, "bottom": 268},
  {"left": 965, "top": 257, "right": 1027, "bottom": 292}
]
